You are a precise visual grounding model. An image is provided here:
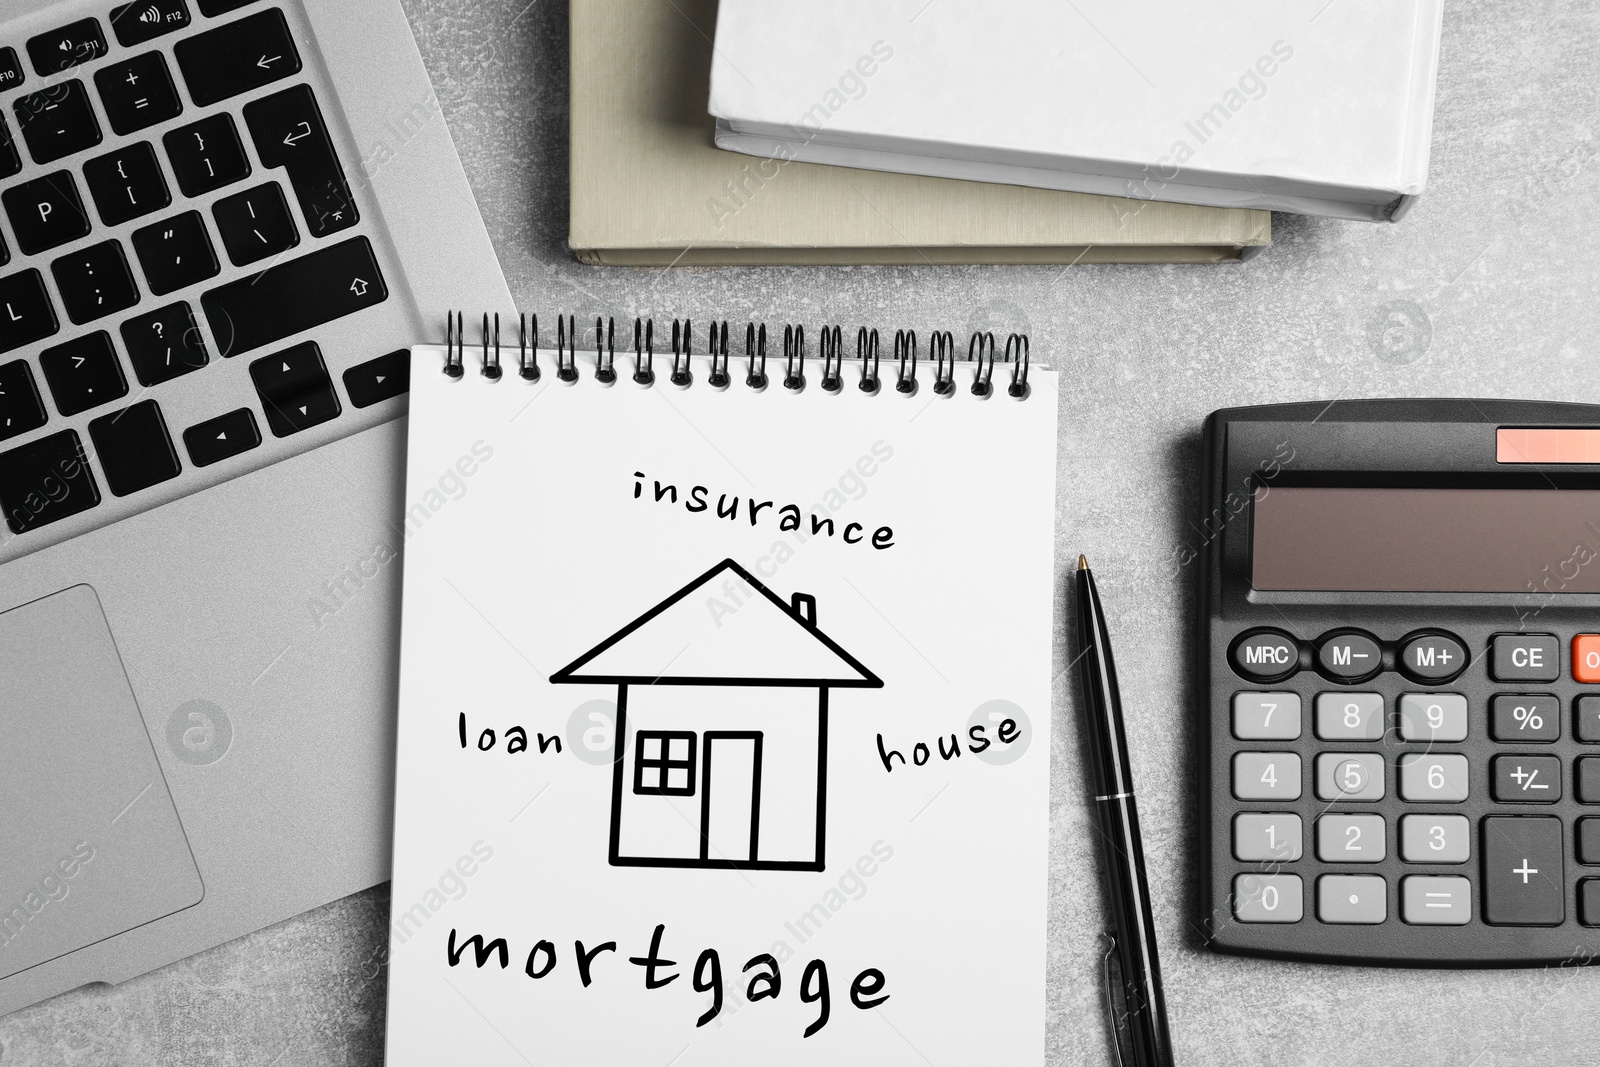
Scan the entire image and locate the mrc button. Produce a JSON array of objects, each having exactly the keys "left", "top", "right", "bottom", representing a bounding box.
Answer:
[
  {"left": 1398, "top": 631, "right": 1468, "bottom": 682},
  {"left": 1316, "top": 630, "right": 1382, "bottom": 682},
  {"left": 1492, "top": 633, "right": 1560, "bottom": 682},
  {"left": 1231, "top": 629, "right": 1298, "bottom": 681}
]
